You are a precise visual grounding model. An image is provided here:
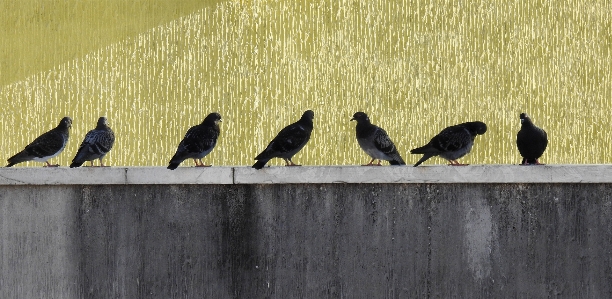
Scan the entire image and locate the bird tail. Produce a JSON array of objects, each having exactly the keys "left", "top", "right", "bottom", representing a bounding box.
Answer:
[
  {"left": 389, "top": 159, "right": 405, "bottom": 166},
  {"left": 252, "top": 159, "right": 269, "bottom": 169},
  {"left": 6, "top": 152, "right": 30, "bottom": 167},
  {"left": 167, "top": 150, "right": 188, "bottom": 170},
  {"left": 413, "top": 153, "right": 435, "bottom": 167},
  {"left": 167, "top": 162, "right": 180, "bottom": 170},
  {"left": 410, "top": 144, "right": 436, "bottom": 154},
  {"left": 389, "top": 153, "right": 406, "bottom": 166},
  {"left": 69, "top": 162, "right": 84, "bottom": 168}
]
